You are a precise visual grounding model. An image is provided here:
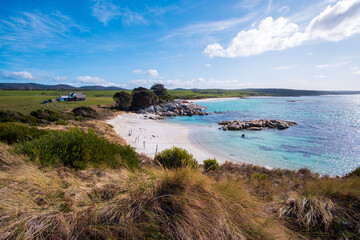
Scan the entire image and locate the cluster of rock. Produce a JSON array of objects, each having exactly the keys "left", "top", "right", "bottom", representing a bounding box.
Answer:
[
  {"left": 141, "top": 100, "right": 208, "bottom": 117},
  {"left": 218, "top": 119, "right": 297, "bottom": 131}
]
